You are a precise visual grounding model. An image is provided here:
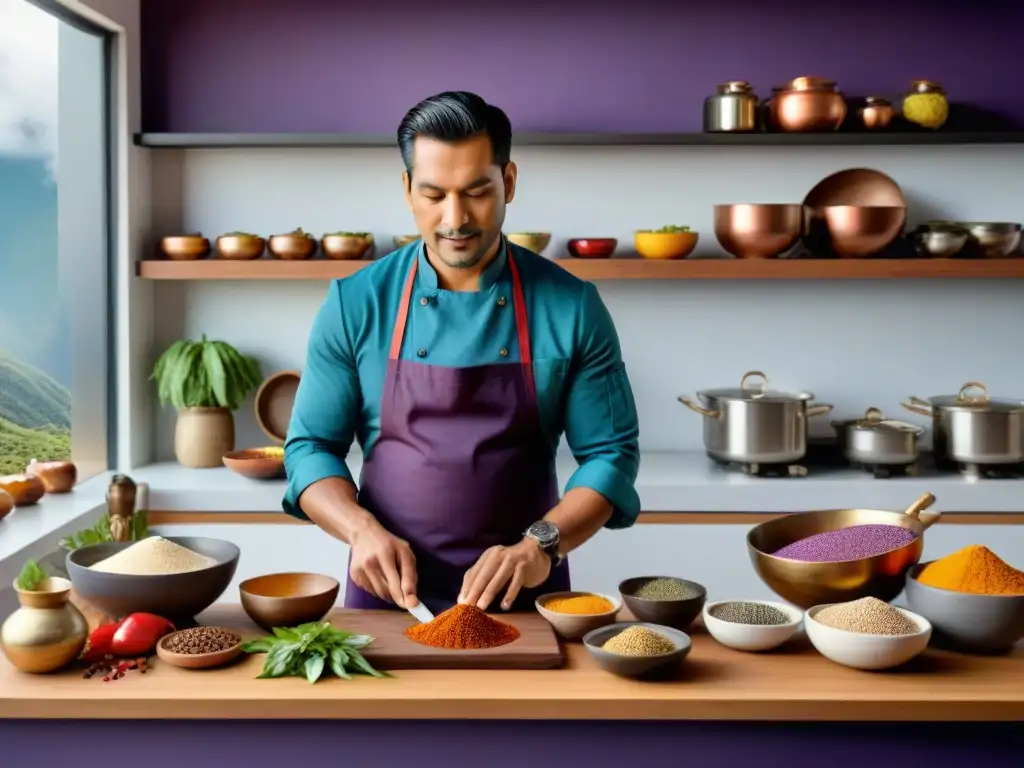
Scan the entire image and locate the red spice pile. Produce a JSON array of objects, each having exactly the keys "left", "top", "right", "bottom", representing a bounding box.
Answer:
[{"left": 403, "top": 604, "right": 520, "bottom": 649}]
